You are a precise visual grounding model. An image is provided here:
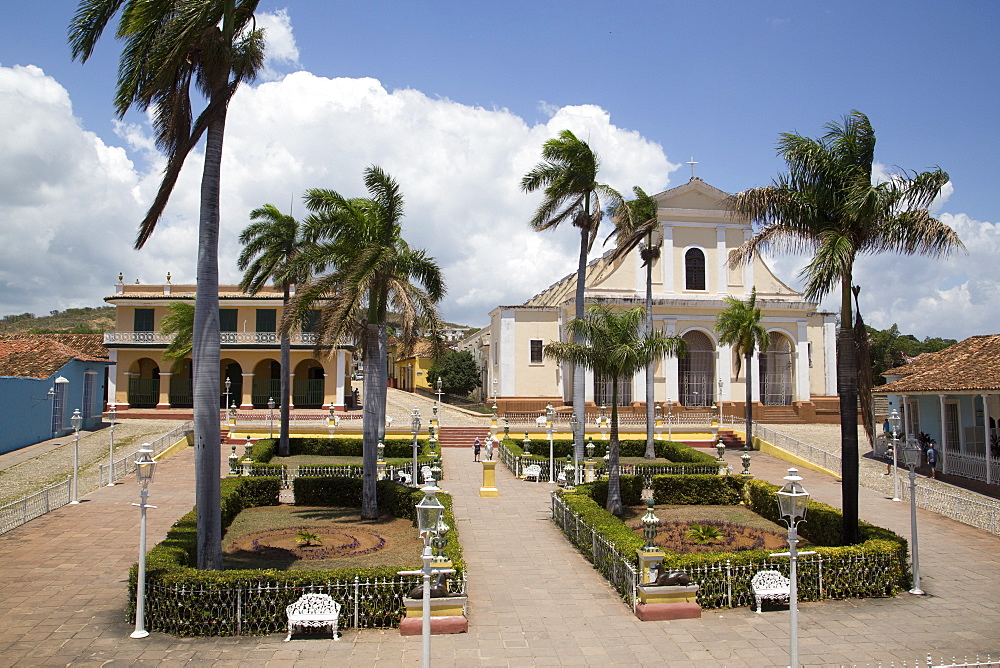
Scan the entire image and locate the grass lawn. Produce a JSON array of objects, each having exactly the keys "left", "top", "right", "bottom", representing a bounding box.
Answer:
[
  {"left": 620, "top": 504, "right": 794, "bottom": 554},
  {"left": 223, "top": 505, "right": 423, "bottom": 571}
]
